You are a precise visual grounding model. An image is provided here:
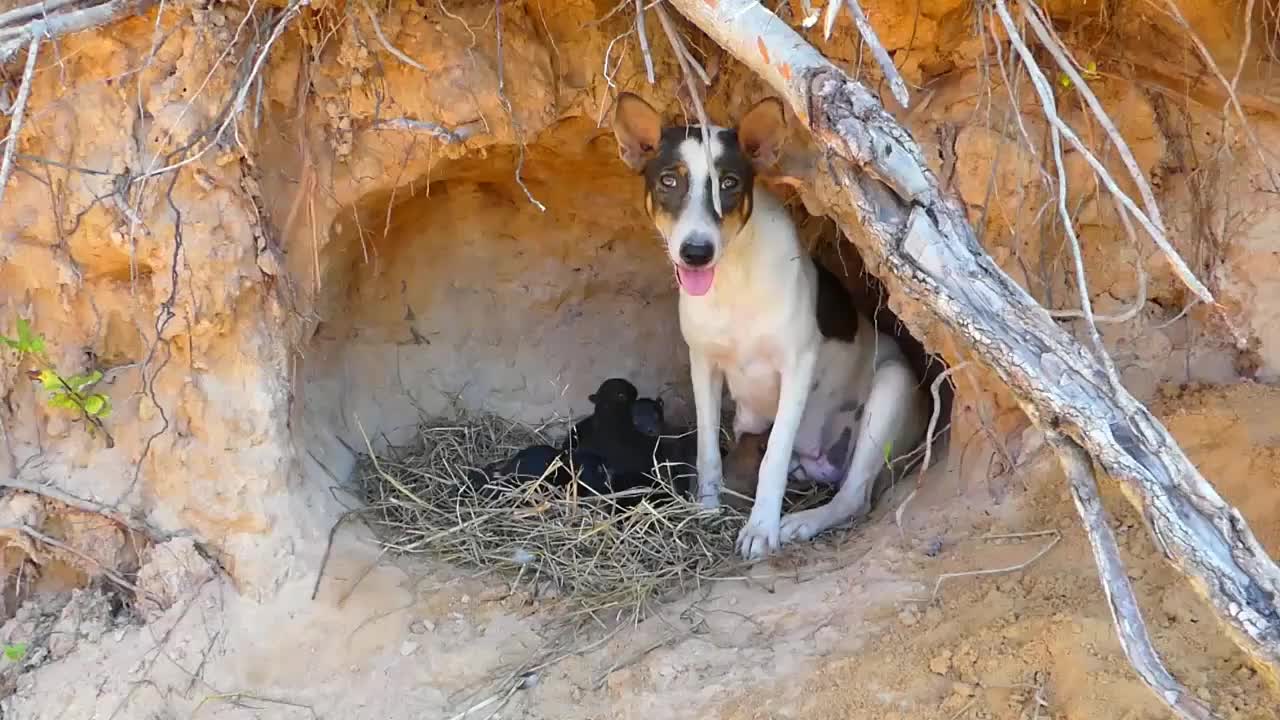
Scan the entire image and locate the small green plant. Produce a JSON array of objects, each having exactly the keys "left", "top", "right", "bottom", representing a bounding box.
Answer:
[
  {"left": 2, "top": 317, "right": 114, "bottom": 446},
  {"left": 3, "top": 643, "right": 26, "bottom": 663}
]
